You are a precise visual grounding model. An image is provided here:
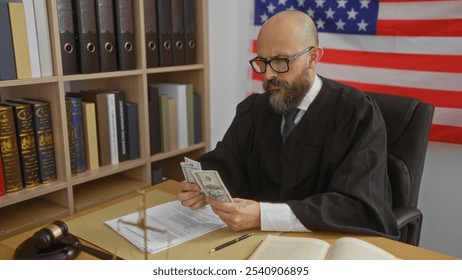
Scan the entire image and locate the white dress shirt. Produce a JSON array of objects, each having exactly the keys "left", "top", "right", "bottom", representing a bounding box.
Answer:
[{"left": 260, "top": 74, "right": 322, "bottom": 232}]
